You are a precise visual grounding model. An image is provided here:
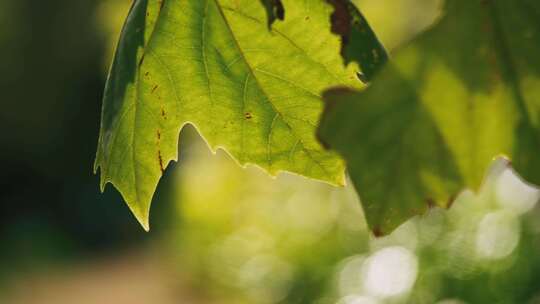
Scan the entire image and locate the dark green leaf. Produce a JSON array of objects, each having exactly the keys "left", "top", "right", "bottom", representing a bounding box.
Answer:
[{"left": 319, "top": 0, "right": 540, "bottom": 235}]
